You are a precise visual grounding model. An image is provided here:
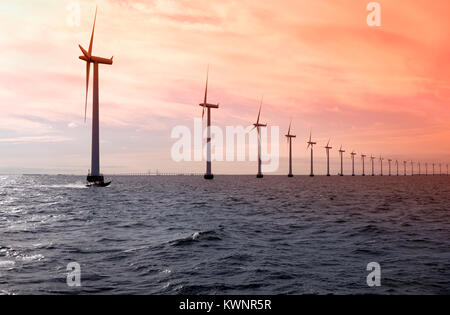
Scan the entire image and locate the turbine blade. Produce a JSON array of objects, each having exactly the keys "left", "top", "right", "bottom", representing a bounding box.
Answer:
[
  {"left": 202, "top": 106, "right": 205, "bottom": 120},
  {"left": 88, "top": 6, "right": 97, "bottom": 57},
  {"left": 79, "top": 45, "right": 89, "bottom": 58},
  {"left": 327, "top": 138, "right": 330, "bottom": 147},
  {"left": 84, "top": 61, "right": 91, "bottom": 122},
  {"left": 288, "top": 121, "right": 291, "bottom": 136},
  {"left": 204, "top": 65, "right": 209, "bottom": 105},
  {"left": 256, "top": 98, "right": 262, "bottom": 125}
]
